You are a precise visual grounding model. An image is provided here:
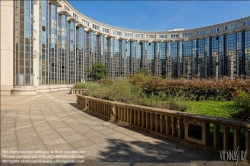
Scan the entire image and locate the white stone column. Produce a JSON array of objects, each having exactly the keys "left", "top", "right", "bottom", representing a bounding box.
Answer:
[
  {"left": 0, "top": 1, "right": 14, "bottom": 96},
  {"left": 33, "top": 0, "right": 40, "bottom": 92}
]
